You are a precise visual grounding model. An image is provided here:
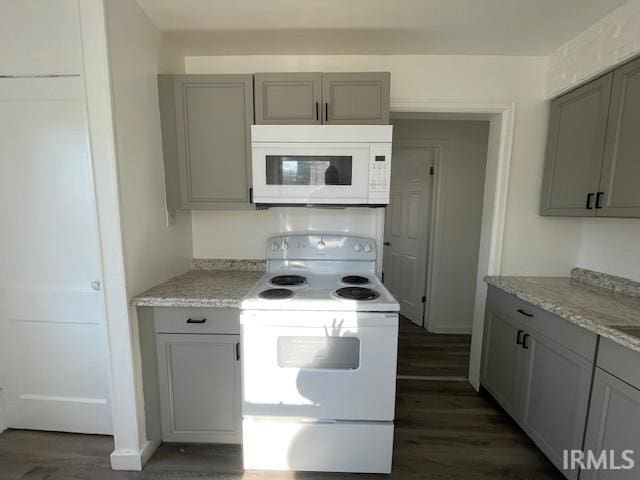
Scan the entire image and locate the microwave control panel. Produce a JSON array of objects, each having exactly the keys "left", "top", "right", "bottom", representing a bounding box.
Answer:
[{"left": 369, "top": 144, "right": 392, "bottom": 200}]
